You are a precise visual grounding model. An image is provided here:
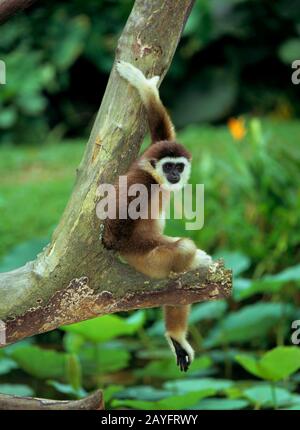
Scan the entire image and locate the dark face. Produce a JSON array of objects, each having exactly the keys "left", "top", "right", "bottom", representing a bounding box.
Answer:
[{"left": 162, "top": 161, "right": 185, "bottom": 184}]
